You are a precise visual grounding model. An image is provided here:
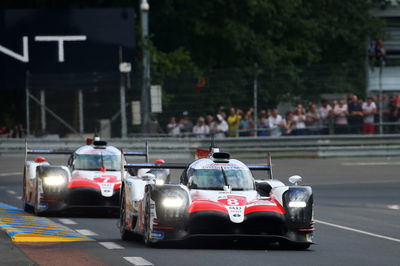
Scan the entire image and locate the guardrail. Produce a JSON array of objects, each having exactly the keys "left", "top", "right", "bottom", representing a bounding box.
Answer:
[{"left": 1, "top": 135, "right": 400, "bottom": 159}]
